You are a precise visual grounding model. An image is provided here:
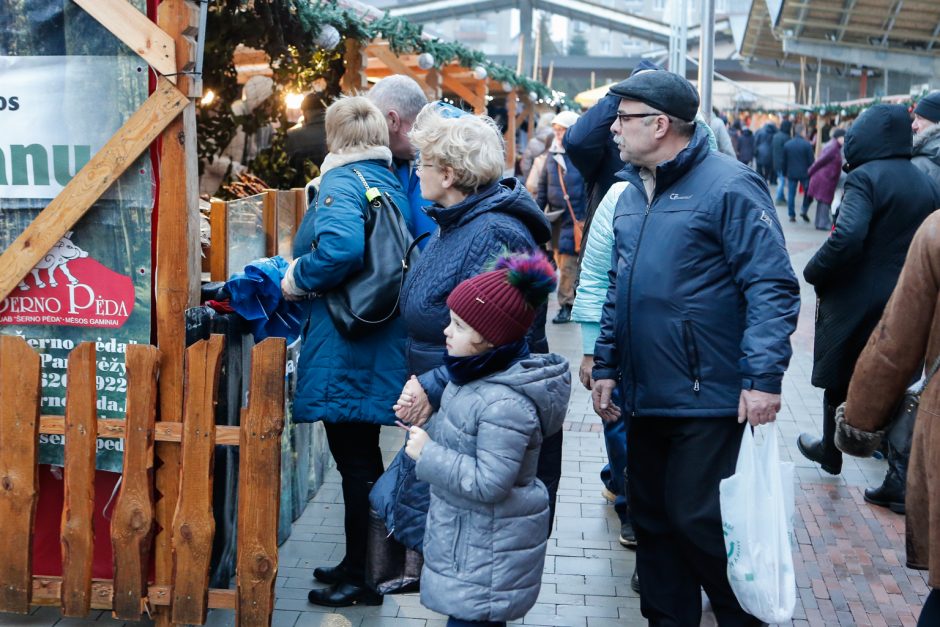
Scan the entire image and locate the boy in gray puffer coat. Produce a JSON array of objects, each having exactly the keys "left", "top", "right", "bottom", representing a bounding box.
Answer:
[{"left": 398, "top": 251, "right": 571, "bottom": 627}]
